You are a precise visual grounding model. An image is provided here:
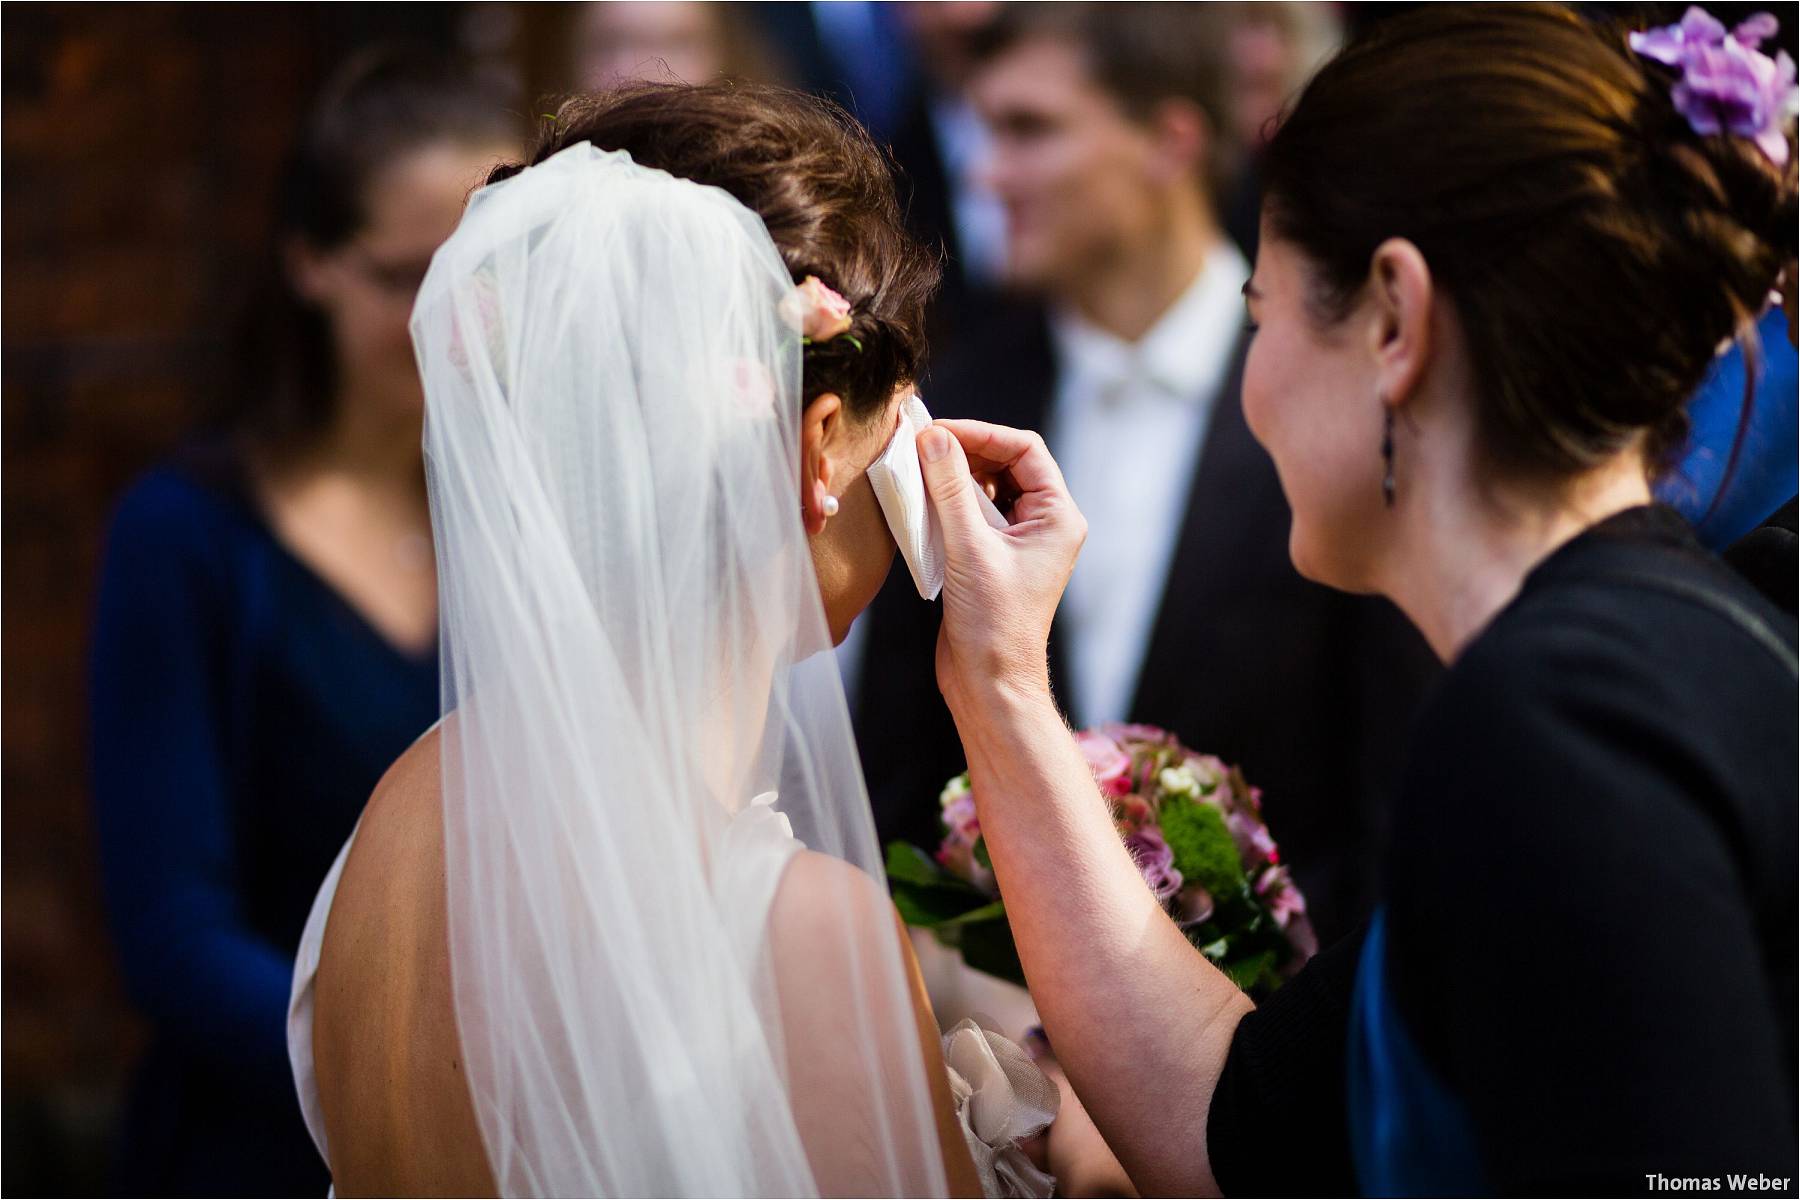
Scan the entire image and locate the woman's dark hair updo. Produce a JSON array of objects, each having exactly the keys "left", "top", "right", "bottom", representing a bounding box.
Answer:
[
  {"left": 1261, "top": 2, "right": 1797, "bottom": 481},
  {"left": 488, "top": 82, "right": 941, "bottom": 418}
]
